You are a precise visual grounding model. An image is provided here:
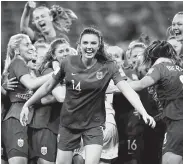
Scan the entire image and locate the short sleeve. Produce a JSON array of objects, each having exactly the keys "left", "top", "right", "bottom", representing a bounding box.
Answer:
[
  {"left": 110, "top": 62, "right": 127, "bottom": 85},
  {"left": 146, "top": 64, "right": 162, "bottom": 83},
  {"left": 52, "top": 59, "right": 66, "bottom": 82},
  {"left": 13, "top": 59, "right": 29, "bottom": 80}
]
